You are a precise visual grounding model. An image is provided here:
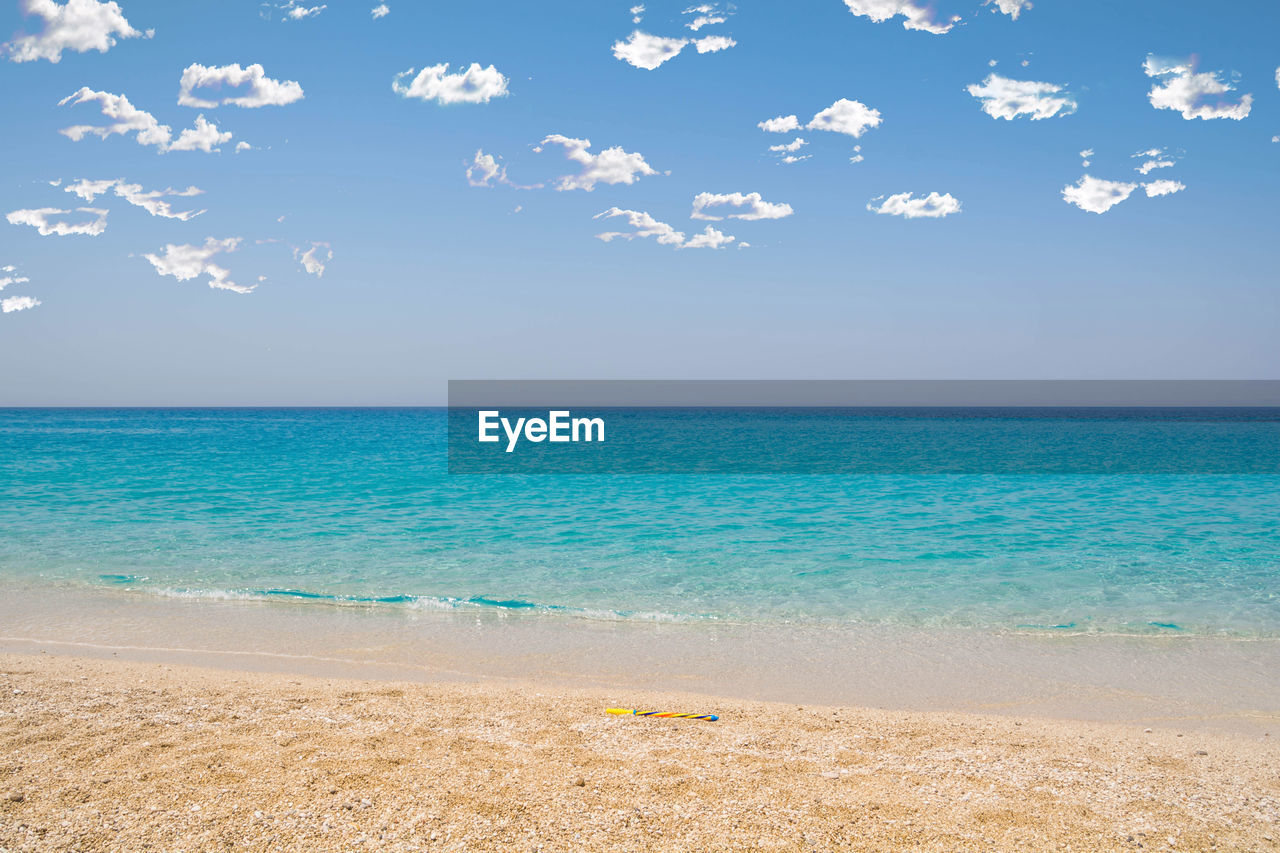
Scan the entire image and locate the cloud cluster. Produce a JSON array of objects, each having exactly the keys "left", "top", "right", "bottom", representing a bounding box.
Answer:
[
  {"left": 966, "top": 73, "right": 1076, "bottom": 120},
  {"left": 594, "top": 208, "right": 735, "bottom": 249},
  {"left": 867, "top": 192, "right": 961, "bottom": 218},
  {"left": 537, "top": 135, "right": 658, "bottom": 191},
  {"left": 1143, "top": 56, "right": 1252, "bottom": 121},
  {"left": 0, "top": 265, "right": 31, "bottom": 291},
  {"left": 683, "top": 3, "right": 732, "bottom": 30},
  {"left": 1132, "top": 147, "right": 1175, "bottom": 175},
  {"left": 768, "top": 137, "right": 810, "bottom": 164},
  {"left": 63, "top": 178, "right": 205, "bottom": 220},
  {"left": 3, "top": 0, "right": 151, "bottom": 63},
  {"left": 392, "top": 63, "right": 509, "bottom": 104},
  {"left": 178, "top": 63, "right": 304, "bottom": 109},
  {"left": 144, "top": 237, "right": 252, "bottom": 293},
  {"left": 691, "top": 192, "right": 793, "bottom": 221},
  {"left": 59, "top": 87, "right": 233, "bottom": 153},
  {"left": 371, "top": 4, "right": 389, "bottom": 18},
  {"left": 6, "top": 207, "right": 109, "bottom": 236},
  {"left": 841, "top": 0, "right": 960, "bottom": 35},
  {"left": 274, "top": 1, "right": 325, "bottom": 20},
  {"left": 611, "top": 30, "right": 736, "bottom": 69},
  {"left": 760, "top": 98, "right": 882, "bottom": 139}
]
